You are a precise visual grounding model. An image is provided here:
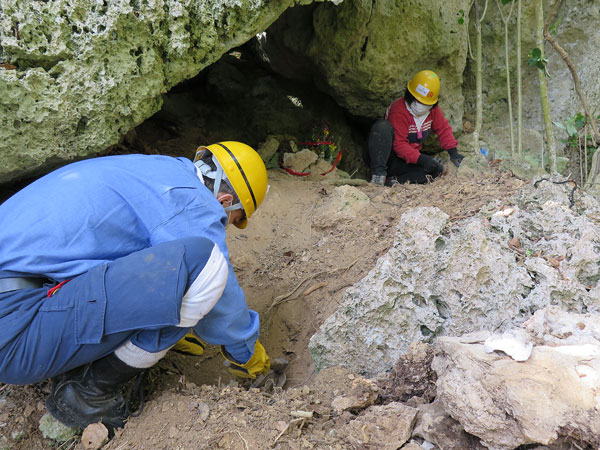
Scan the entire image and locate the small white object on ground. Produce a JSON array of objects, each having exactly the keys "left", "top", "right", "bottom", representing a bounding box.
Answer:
[{"left": 484, "top": 328, "right": 533, "bottom": 361}]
